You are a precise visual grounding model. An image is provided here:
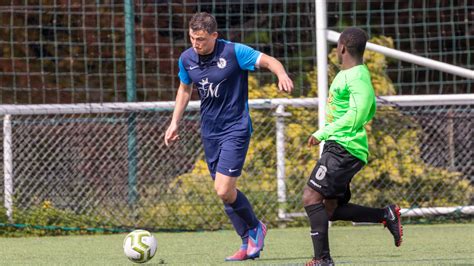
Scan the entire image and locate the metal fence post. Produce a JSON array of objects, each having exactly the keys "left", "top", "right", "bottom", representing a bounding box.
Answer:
[
  {"left": 316, "top": 0, "right": 328, "bottom": 155},
  {"left": 275, "top": 105, "right": 291, "bottom": 223},
  {"left": 3, "top": 115, "right": 13, "bottom": 222},
  {"left": 125, "top": 0, "right": 138, "bottom": 206}
]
